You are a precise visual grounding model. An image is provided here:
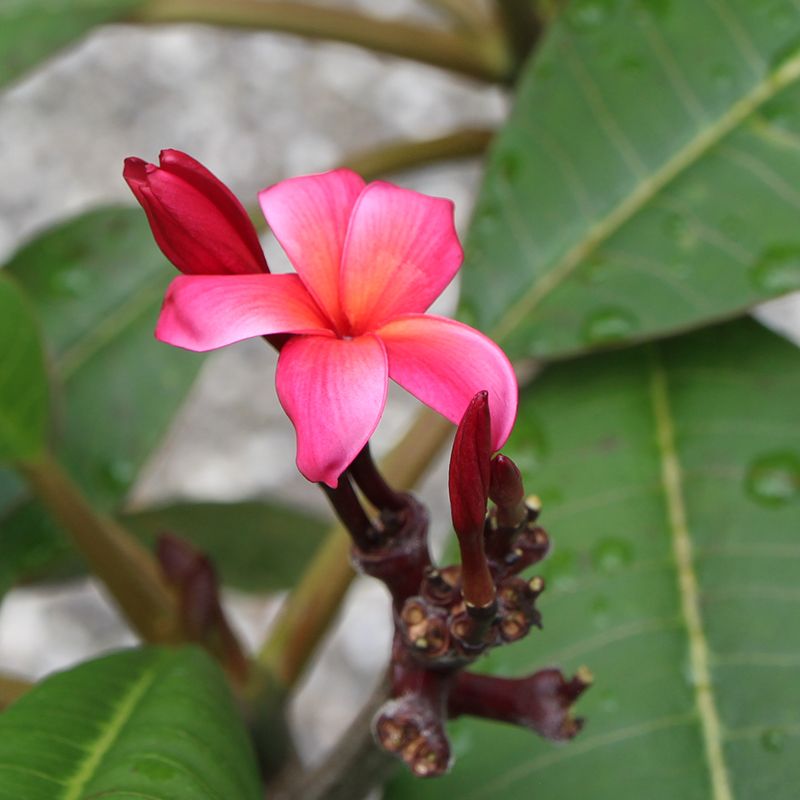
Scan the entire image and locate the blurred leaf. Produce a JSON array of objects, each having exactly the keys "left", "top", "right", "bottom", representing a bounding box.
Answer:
[
  {"left": 0, "top": 0, "right": 142, "bottom": 89},
  {"left": 0, "top": 207, "right": 204, "bottom": 587},
  {"left": 387, "top": 319, "right": 800, "bottom": 799},
  {"left": 462, "top": 0, "right": 800, "bottom": 360},
  {"left": 0, "top": 647, "right": 262, "bottom": 799},
  {"left": 0, "top": 275, "right": 48, "bottom": 462},
  {"left": 125, "top": 500, "right": 328, "bottom": 592}
]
